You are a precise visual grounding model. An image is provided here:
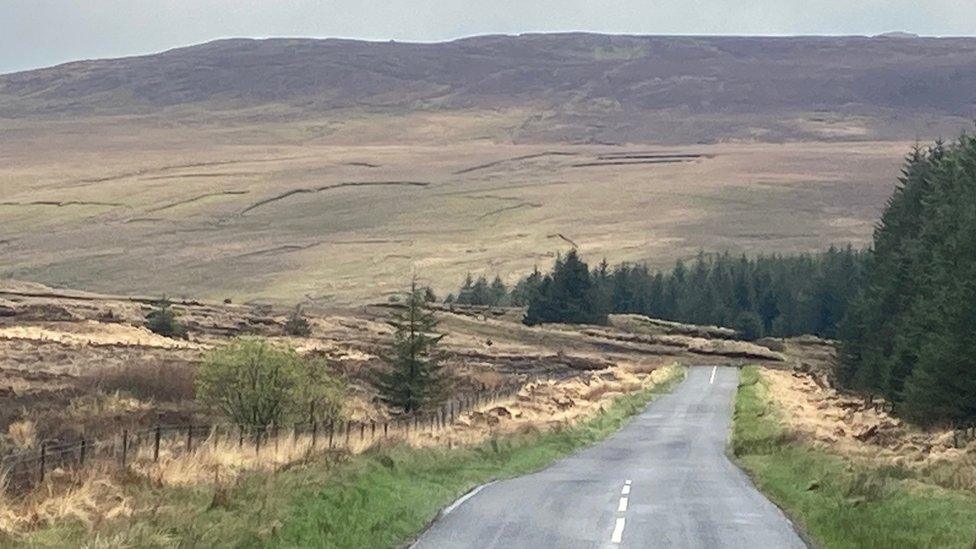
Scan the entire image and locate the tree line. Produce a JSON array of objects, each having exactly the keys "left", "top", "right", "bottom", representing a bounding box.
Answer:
[
  {"left": 838, "top": 135, "right": 976, "bottom": 425},
  {"left": 449, "top": 246, "right": 866, "bottom": 340}
]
